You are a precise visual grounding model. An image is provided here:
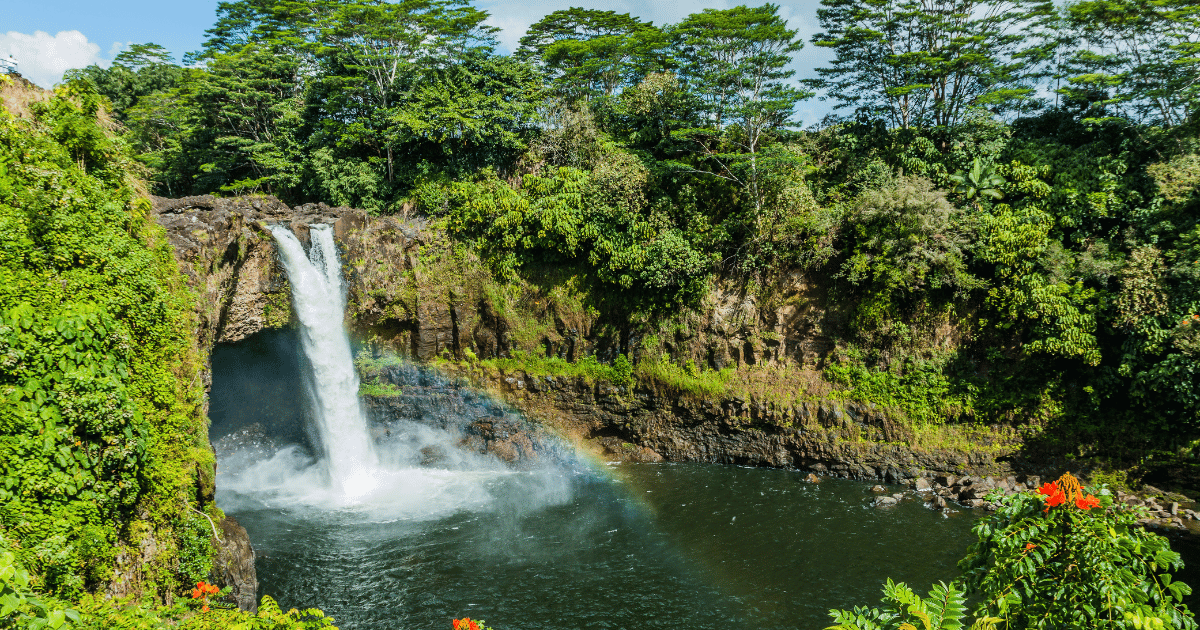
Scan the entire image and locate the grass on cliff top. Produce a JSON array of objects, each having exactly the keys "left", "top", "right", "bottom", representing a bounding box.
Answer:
[{"left": 469, "top": 349, "right": 633, "bottom": 385}]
